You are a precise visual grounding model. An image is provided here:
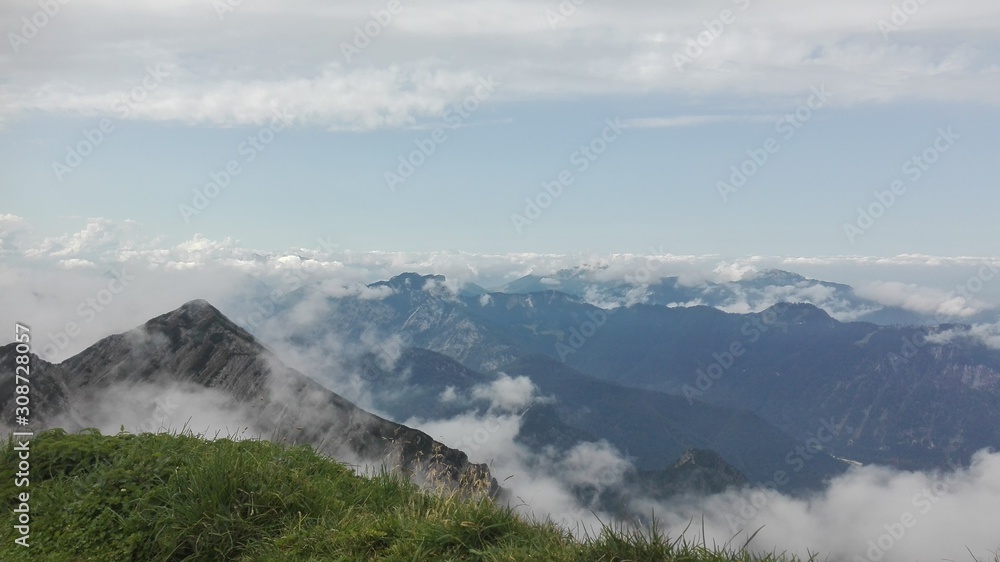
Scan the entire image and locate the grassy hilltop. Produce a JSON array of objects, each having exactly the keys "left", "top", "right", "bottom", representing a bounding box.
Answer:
[{"left": 0, "top": 429, "right": 803, "bottom": 562}]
